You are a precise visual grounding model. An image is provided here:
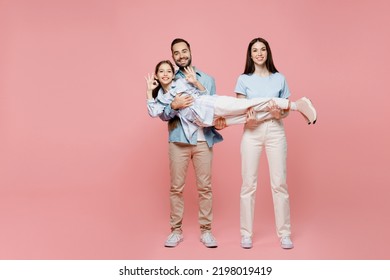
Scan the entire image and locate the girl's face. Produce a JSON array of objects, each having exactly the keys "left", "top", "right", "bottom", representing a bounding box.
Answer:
[
  {"left": 155, "top": 63, "right": 174, "bottom": 86},
  {"left": 251, "top": 41, "right": 268, "bottom": 66}
]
